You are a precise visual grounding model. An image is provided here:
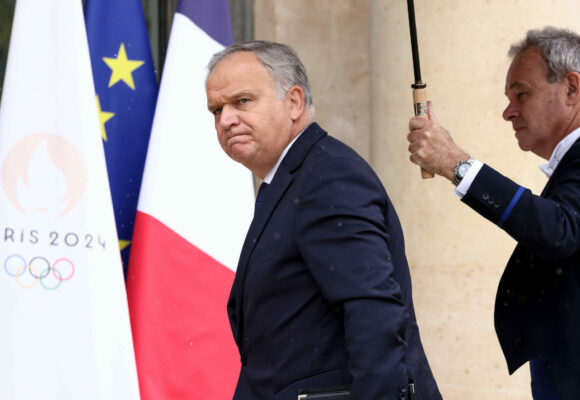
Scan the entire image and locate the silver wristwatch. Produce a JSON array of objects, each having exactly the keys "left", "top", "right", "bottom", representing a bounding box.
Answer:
[{"left": 452, "top": 158, "right": 474, "bottom": 186}]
